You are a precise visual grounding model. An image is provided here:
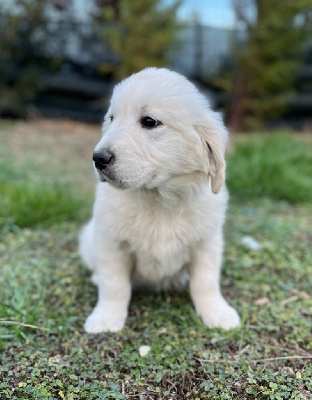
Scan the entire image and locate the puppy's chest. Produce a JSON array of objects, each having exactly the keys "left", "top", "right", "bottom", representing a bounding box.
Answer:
[
  {"left": 120, "top": 208, "right": 202, "bottom": 258},
  {"left": 126, "top": 213, "right": 195, "bottom": 281}
]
